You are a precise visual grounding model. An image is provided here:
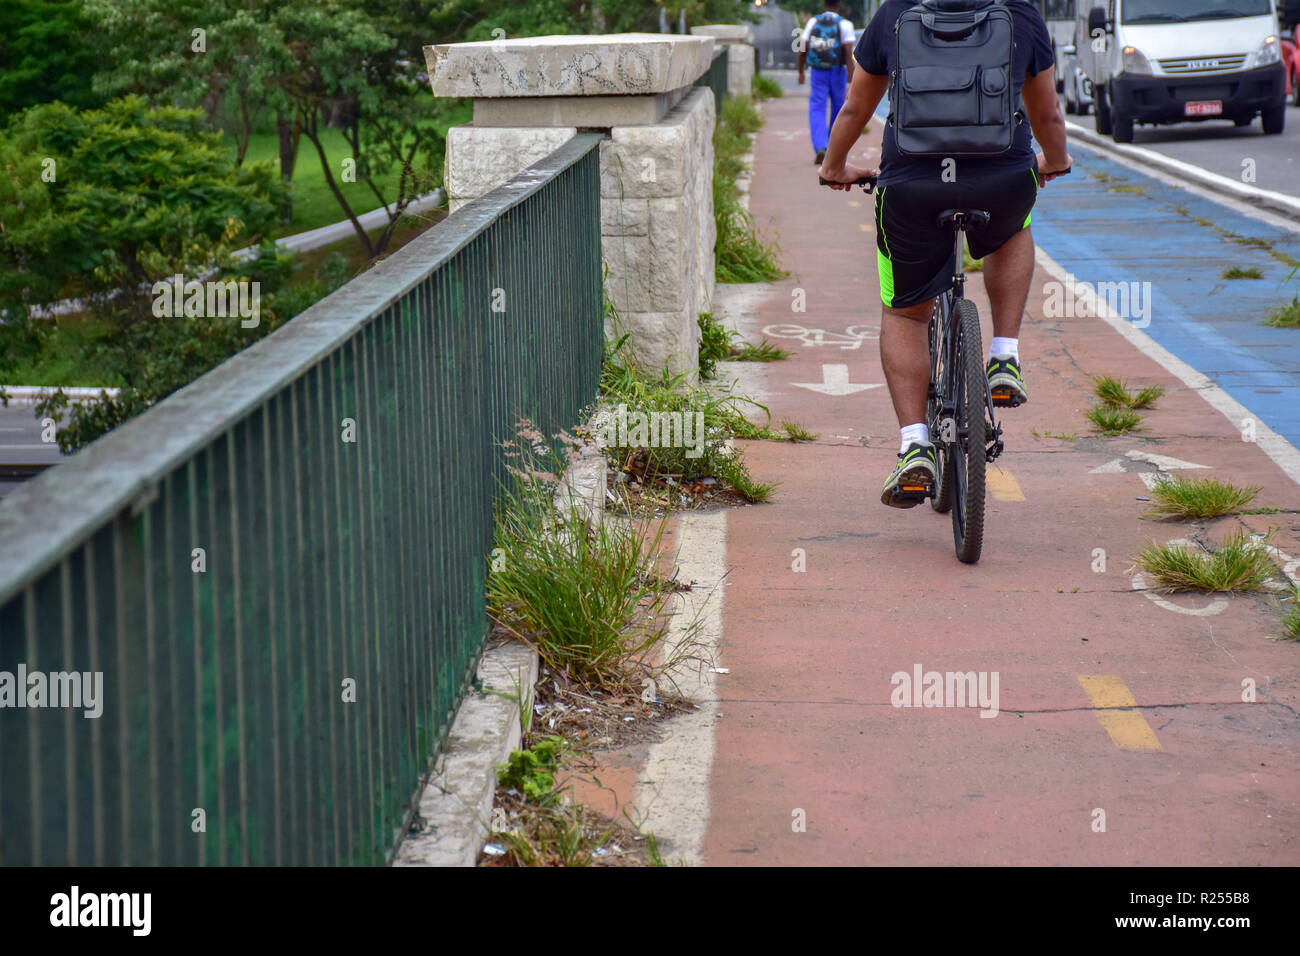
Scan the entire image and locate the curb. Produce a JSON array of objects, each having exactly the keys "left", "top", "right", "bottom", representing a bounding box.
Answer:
[
  {"left": 1065, "top": 120, "right": 1300, "bottom": 223},
  {"left": 393, "top": 432, "right": 608, "bottom": 867}
]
